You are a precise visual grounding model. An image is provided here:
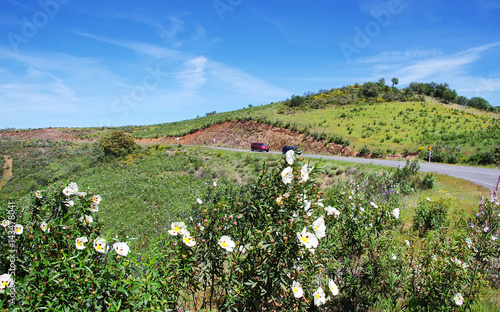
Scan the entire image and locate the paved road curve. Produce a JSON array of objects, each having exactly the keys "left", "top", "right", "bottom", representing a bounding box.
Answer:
[{"left": 206, "top": 146, "right": 500, "bottom": 190}]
